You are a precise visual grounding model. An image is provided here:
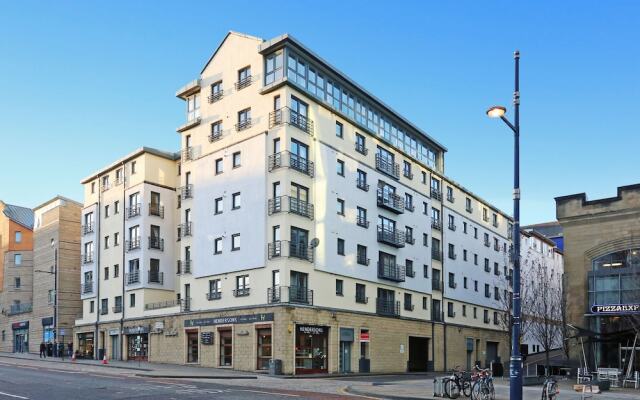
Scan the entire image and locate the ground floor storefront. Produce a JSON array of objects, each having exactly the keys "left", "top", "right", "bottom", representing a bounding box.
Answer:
[{"left": 73, "top": 305, "right": 508, "bottom": 374}]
